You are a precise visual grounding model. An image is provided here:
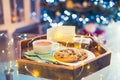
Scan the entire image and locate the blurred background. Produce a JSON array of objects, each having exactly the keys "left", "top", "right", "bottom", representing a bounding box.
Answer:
[{"left": 0, "top": 0, "right": 120, "bottom": 62}]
